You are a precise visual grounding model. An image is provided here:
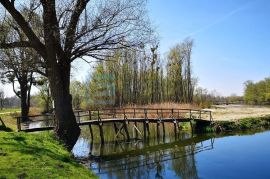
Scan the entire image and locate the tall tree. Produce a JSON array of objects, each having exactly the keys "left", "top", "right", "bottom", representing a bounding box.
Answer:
[
  {"left": 0, "top": 48, "right": 39, "bottom": 121},
  {"left": 0, "top": 0, "right": 152, "bottom": 149}
]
